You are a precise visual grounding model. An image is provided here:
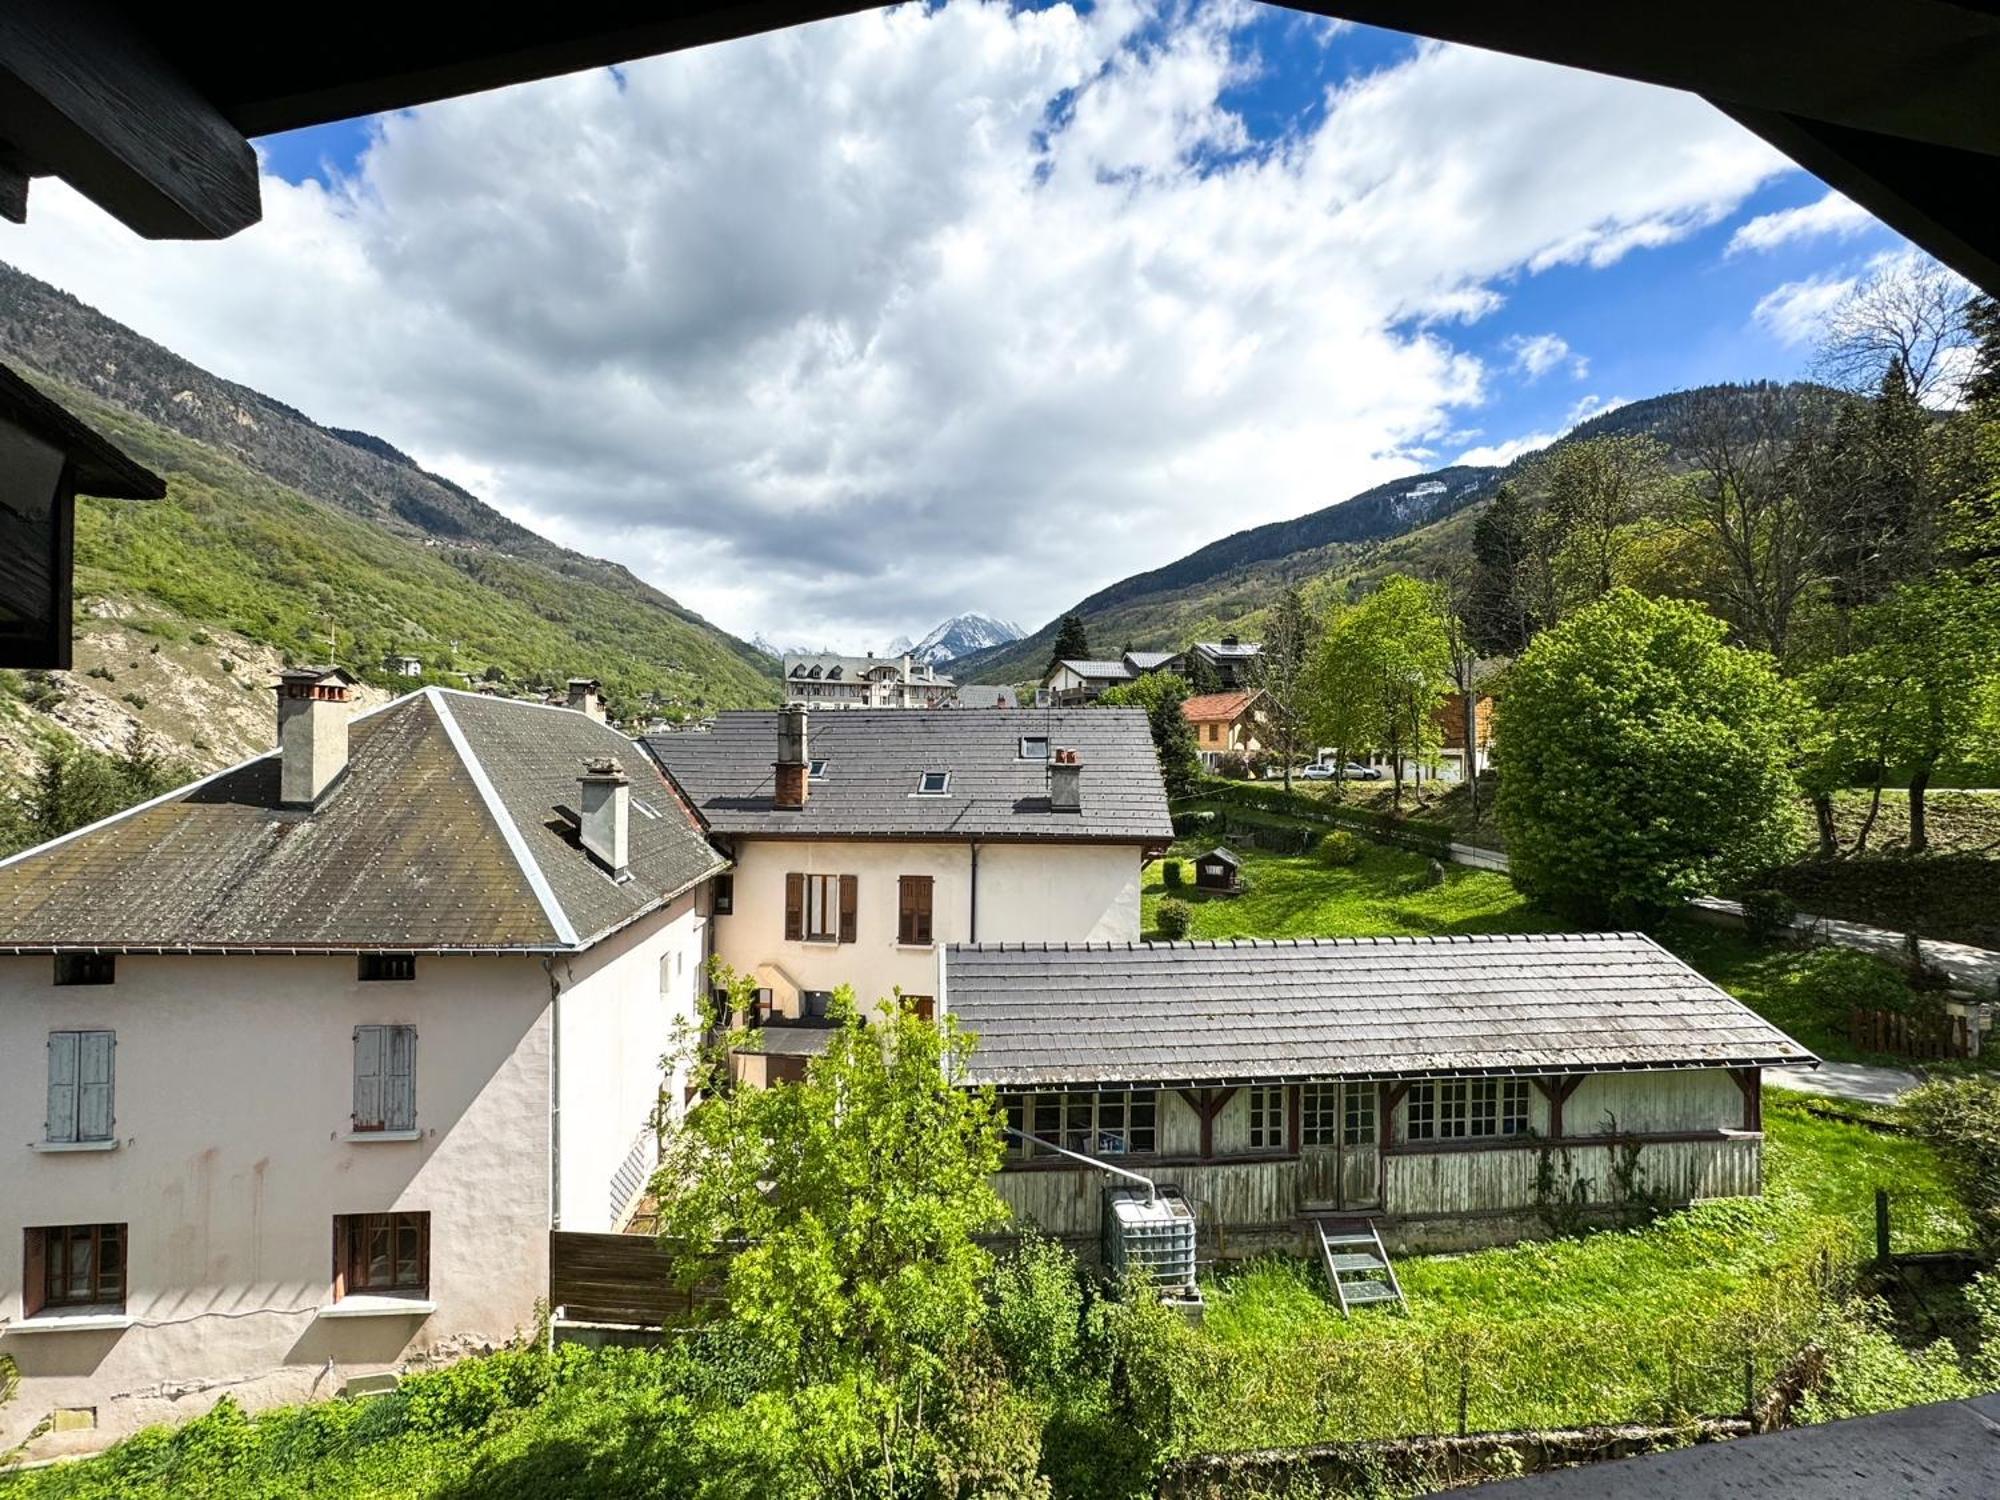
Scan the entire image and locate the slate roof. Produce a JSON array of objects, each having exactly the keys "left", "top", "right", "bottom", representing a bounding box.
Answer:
[
  {"left": 645, "top": 708, "right": 1172, "bottom": 843},
  {"left": 1122, "top": 650, "right": 1181, "bottom": 672},
  {"left": 1182, "top": 690, "right": 1260, "bottom": 723},
  {"left": 1054, "top": 659, "right": 1135, "bottom": 681},
  {"left": 945, "top": 935, "right": 1814, "bottom": 1087},
  {"left": 1193, "top": 638, "right": 1262, "bottom": 660},
  {"left": 0, "top": 688, "right": 724, "bottom": 952},
  {"left": 947, "top": 685, "right": 1019, "bottom": 708}
]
